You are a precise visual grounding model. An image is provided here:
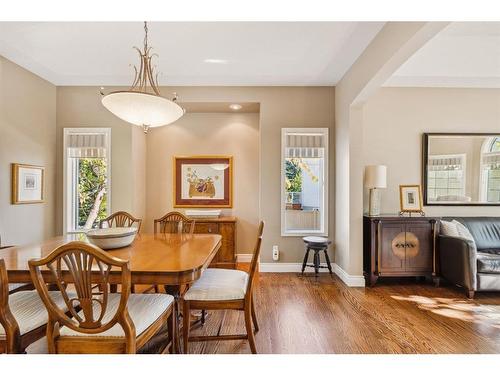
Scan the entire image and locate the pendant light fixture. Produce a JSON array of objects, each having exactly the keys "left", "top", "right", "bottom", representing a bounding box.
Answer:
[{"left": 101, "top": 22, "right": 184, "bottom": 133}]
